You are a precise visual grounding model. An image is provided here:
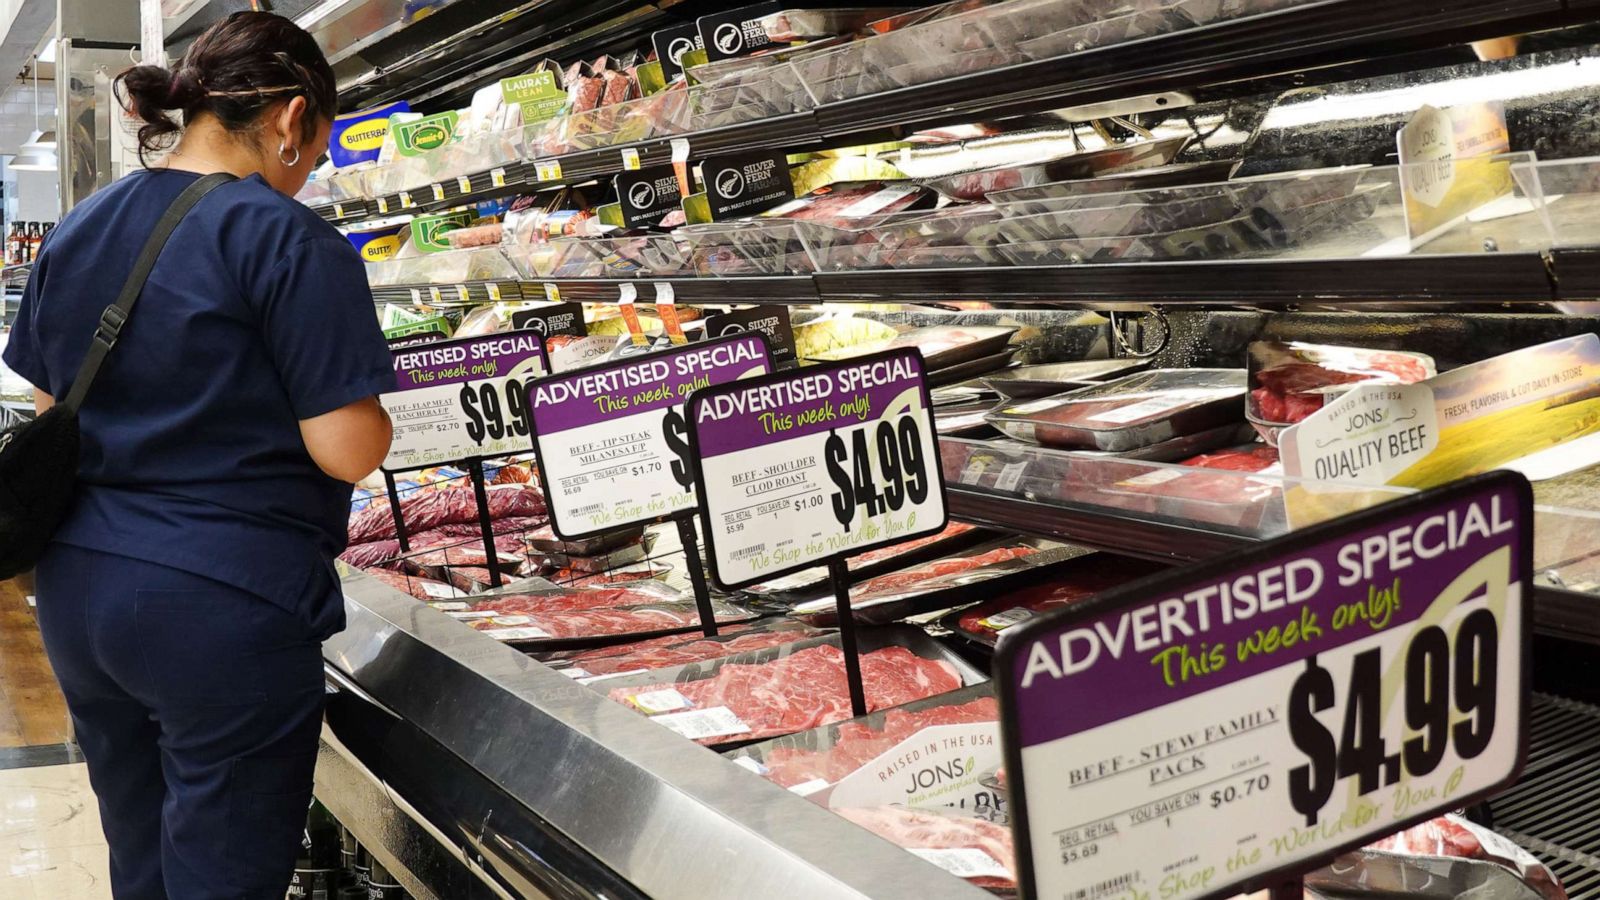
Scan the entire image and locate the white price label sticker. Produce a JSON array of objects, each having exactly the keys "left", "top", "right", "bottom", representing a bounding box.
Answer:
[
  {"left": 536, "top": 159, "right": 563, "bottom": 182},
  {"left": 487, "top": 282, "right": 503, "bottom": 302},
  {"left": 379, "top": 333, "right": 549, "bottom": 470},
  {"left": 429, "top": 600, "right": 471, "bottom": 611},
  {"left": 996, "top": 476, "right": 1530, "bottom": 900},
  {"left": 617, "top": 282, "right": 638, "bottom": 305},
  {"left": 422, "top": 582, "right": 467, "bottom": 600},
  {"left": 654, "top": 282, "right": 675, "bottom": 305},
  {"left": 979, "top": 607, "right": 1034, "bottom": 632},
  {"left": 622, "top": 147, "right": 642, "bottom": 170},
  {"left": 994, "top": 462, "right": 1029, "bottom": 493},
  {"left": 446, "top": 610, "right": 499, "bottom": 620},
  {"left": 630, "top": 688, "right": 694, "bottom": 714},
  {"left": 544, "top": 282, "right": 562, "bottom": 303},
  {"left": 652, "top": 706, "right": 749, "bottom": 741},
  {"left": 485, "top": 626, "right": 552, "bottom": 641},
  {"left": 907, "top": 849, "right": 1011, "bottom": 881},
  {"left": 561, "top": 668, "right": 592, "bottom": 680},
  {"left": 457, "top": 175, "right": 473, "bottom": 194},
  {"left": 490, "top": 167, "right": 508, "bottom": 188},
  {"left": 399, "top": 191, "right": 416, "bottom": 209},
  {"left": 427, "top": 286, "right": 443, "bottom": 304},
  {"left": 431, "top": 183, "right": 446, "bottom": 202},
  {"left": 333, "top": 203, "right": 346, "bottom": 219},
  {"left": 688, "top": 348, "right": 947, "bottom": 589},
  {"left": 376, "top": 197, "right": 391, "bottom": 214},
  {"left": 529, "top": 334, "right": 773, "bottom": 537},
  {"left": 670, "top": 138, "right": 691, "bottom": 163},
  {"left": 789, "top": 778, "right": 831, "bottom": 796},
  {"left": 454, "top": 284, "right": 470, "bottom": 303}
]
